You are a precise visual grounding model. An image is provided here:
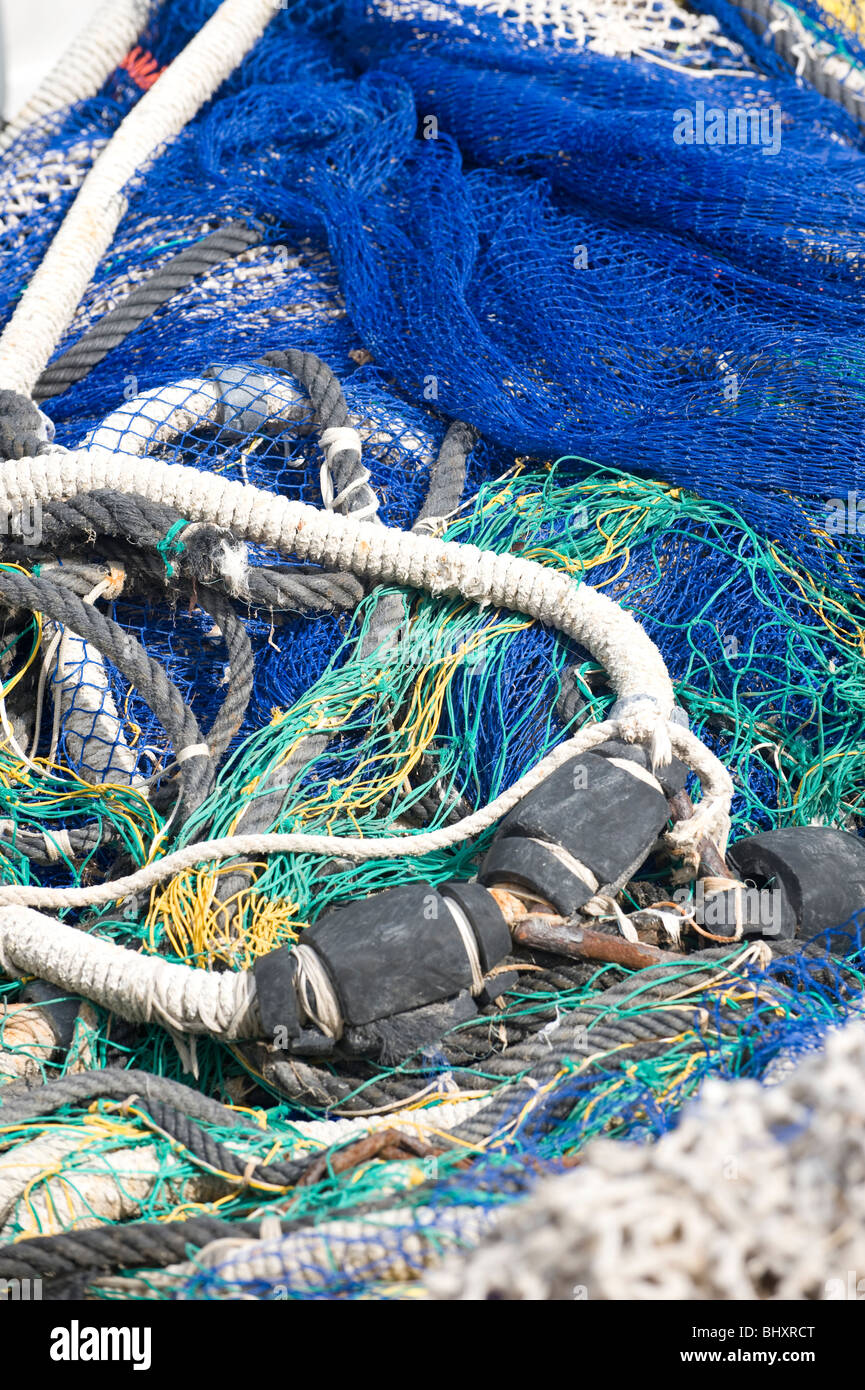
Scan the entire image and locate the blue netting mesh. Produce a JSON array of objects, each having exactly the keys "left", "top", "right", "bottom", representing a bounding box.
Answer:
[{"left": 1, "top": 0, "right": 865, "bottom": 1299}]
